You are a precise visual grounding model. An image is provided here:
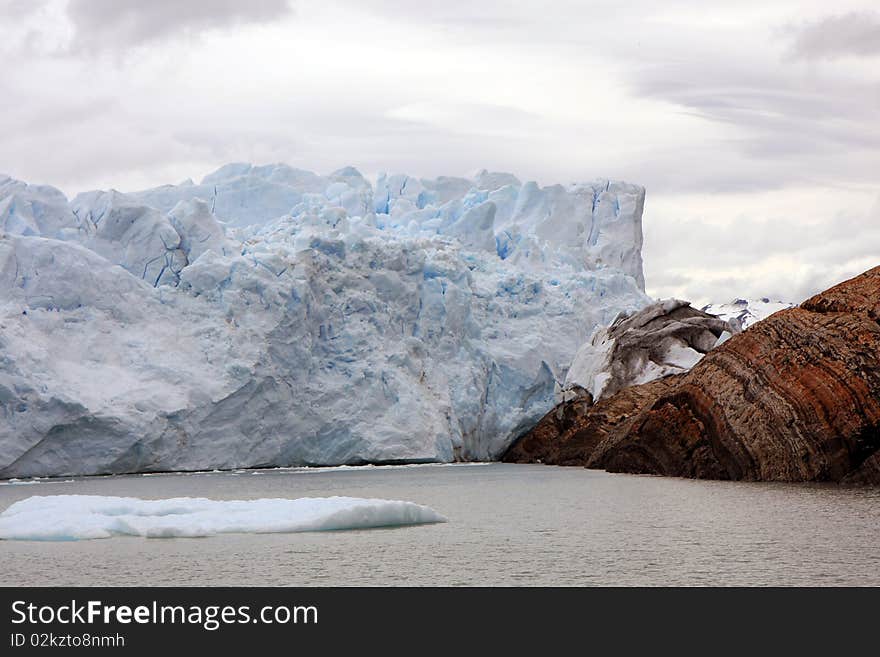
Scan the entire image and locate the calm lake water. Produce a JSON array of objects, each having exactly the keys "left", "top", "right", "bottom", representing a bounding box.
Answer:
[{"left": 1, "top": 463, "right": 878, "bottom": 586}]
